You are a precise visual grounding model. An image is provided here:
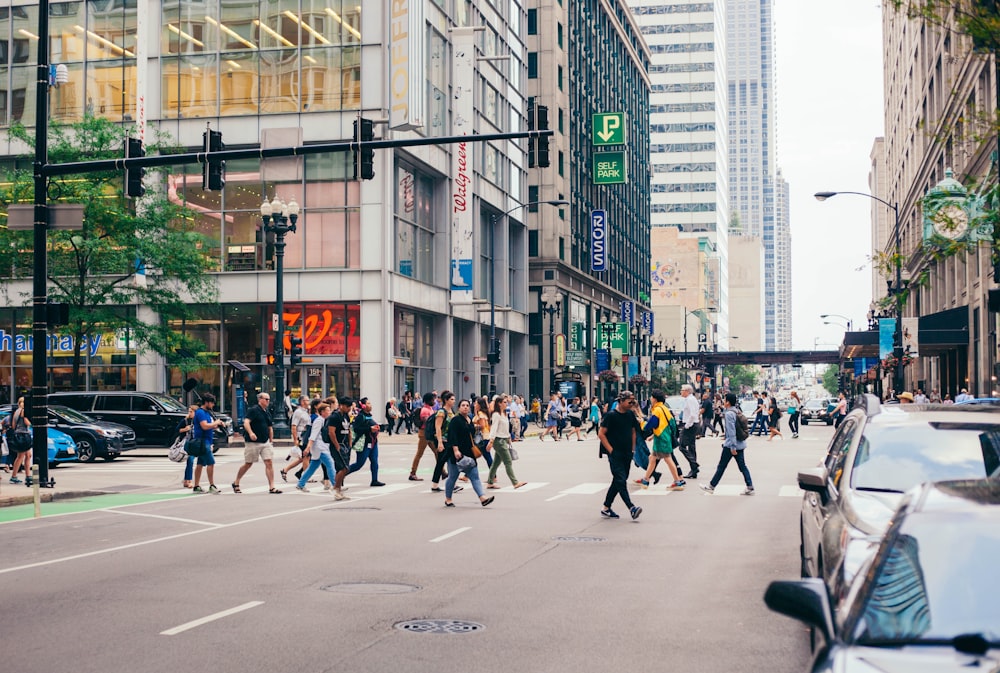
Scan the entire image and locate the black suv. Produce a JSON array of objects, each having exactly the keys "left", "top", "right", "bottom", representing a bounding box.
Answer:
[{"left": 48, "top": 391, "right": 233, "bottom": 447}]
